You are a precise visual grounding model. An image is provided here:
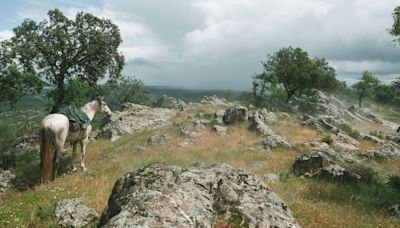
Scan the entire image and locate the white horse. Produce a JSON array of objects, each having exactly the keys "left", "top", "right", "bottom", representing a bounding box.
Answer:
[{"left": 39, "top": 97, "right": 112, "bottom": 183}]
